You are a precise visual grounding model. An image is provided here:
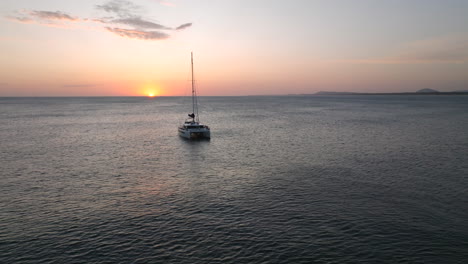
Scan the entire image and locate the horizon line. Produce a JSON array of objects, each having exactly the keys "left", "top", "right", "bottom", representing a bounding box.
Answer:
[{"left": 1, "top": 92, "right": 468, "bottom": 98}]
